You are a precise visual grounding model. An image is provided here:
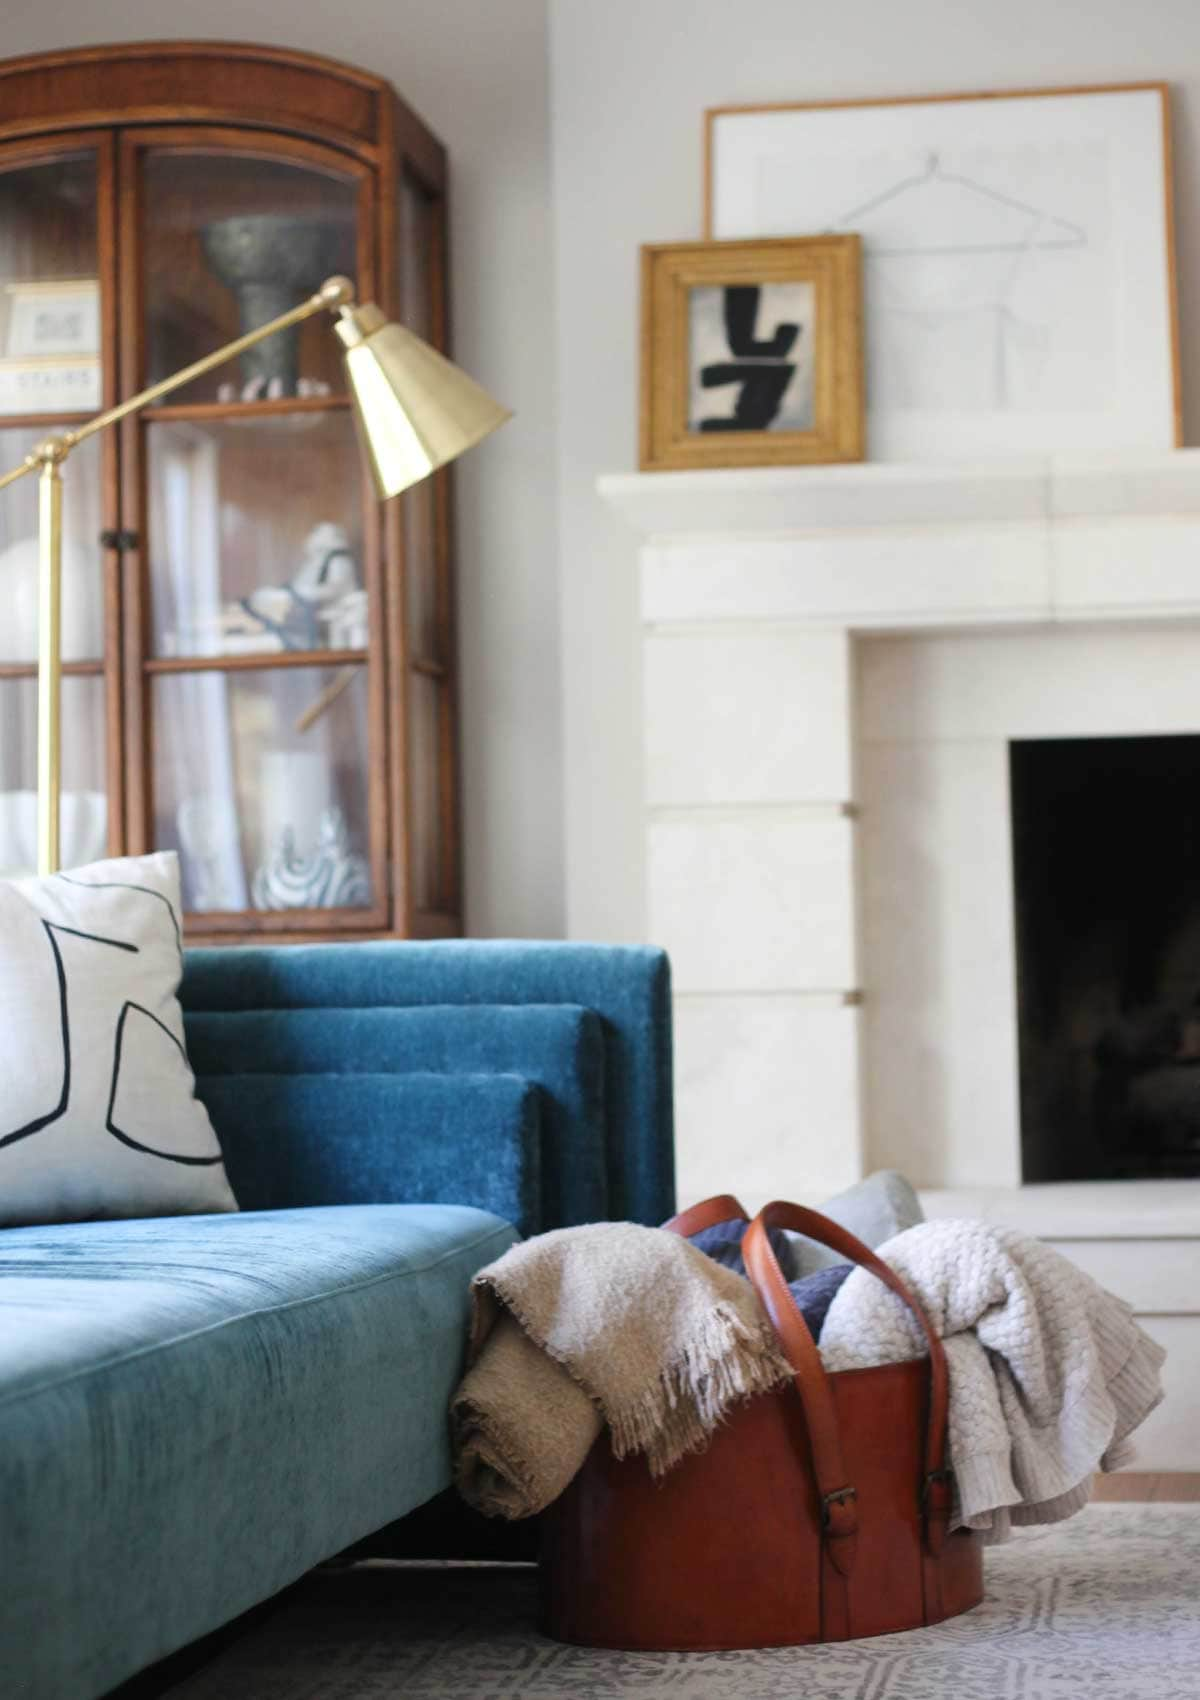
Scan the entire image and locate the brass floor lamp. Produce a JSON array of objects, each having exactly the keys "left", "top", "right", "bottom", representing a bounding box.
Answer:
[{"left": 0, "top": 274, "right": 510, "bottom": 877}]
